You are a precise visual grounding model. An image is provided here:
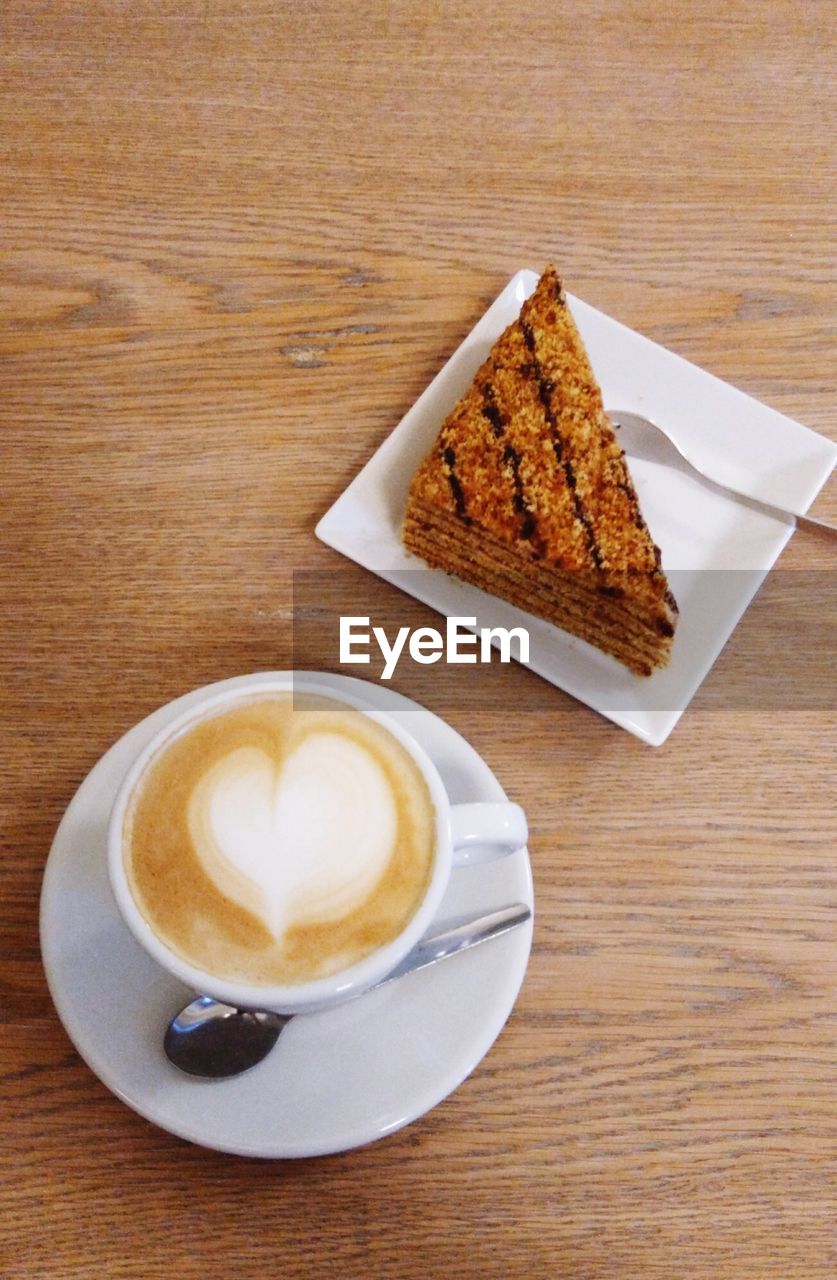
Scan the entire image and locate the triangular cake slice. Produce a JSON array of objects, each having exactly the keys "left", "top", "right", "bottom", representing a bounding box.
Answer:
[{"left": 403, "top": 266, "right": 678, "bottom": 676}]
